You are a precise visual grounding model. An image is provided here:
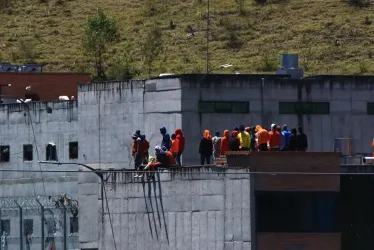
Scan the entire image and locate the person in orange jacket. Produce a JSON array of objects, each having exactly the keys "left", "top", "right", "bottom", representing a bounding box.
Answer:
[
  {"left": 269, "top": 124, "right": 281, "bottom": 151},
  {"left": 175, "top": 128, "right": 185, "bottom": 165},
  {"left": 220, "top": 130, "right": 230, "bottom": 155},
  {"left": 170, "top": 133, "right": 179, "bottom": 158},
  {"left": 256, "top": 125, "right": 269, "bottom": 151}
]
